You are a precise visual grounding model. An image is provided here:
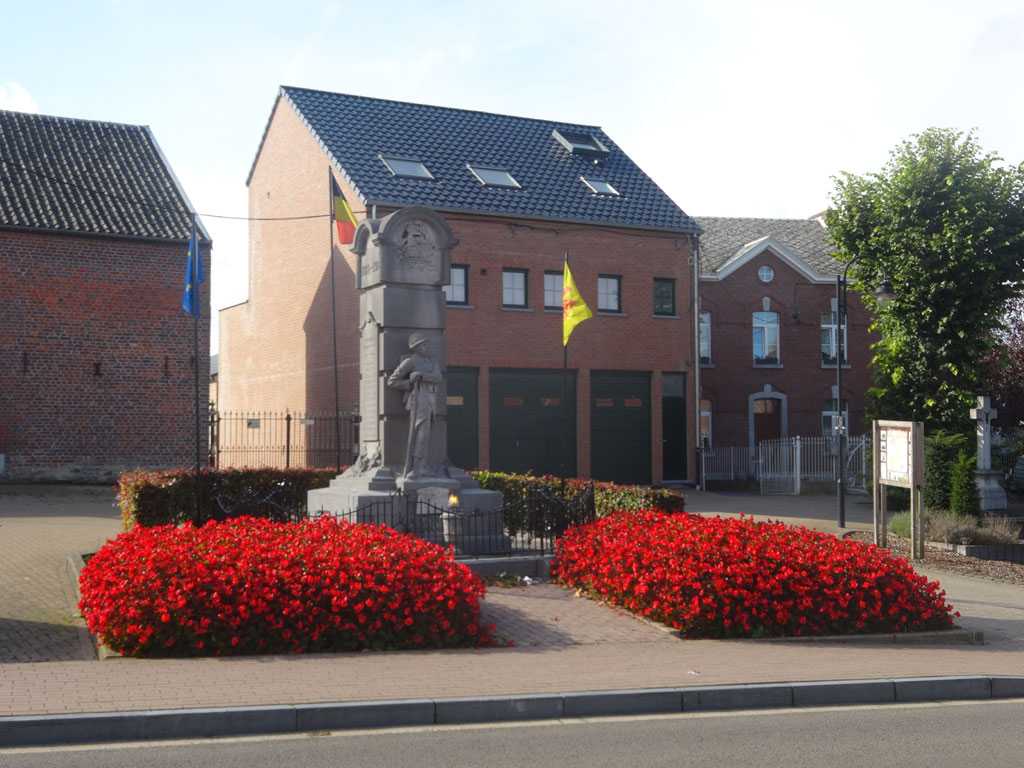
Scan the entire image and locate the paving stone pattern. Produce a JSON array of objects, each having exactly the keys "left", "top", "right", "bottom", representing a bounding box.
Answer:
[{"left": 1, "top": 485, "right": 1023, "bottom": 720}]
